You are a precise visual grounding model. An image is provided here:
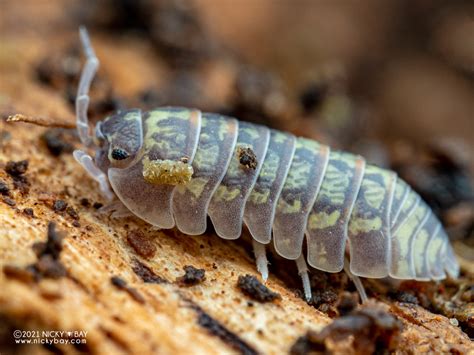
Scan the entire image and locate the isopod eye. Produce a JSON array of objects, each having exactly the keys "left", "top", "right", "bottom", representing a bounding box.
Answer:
[{"left": 111, "top": 148, "right": 130, "bottom": 161}]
